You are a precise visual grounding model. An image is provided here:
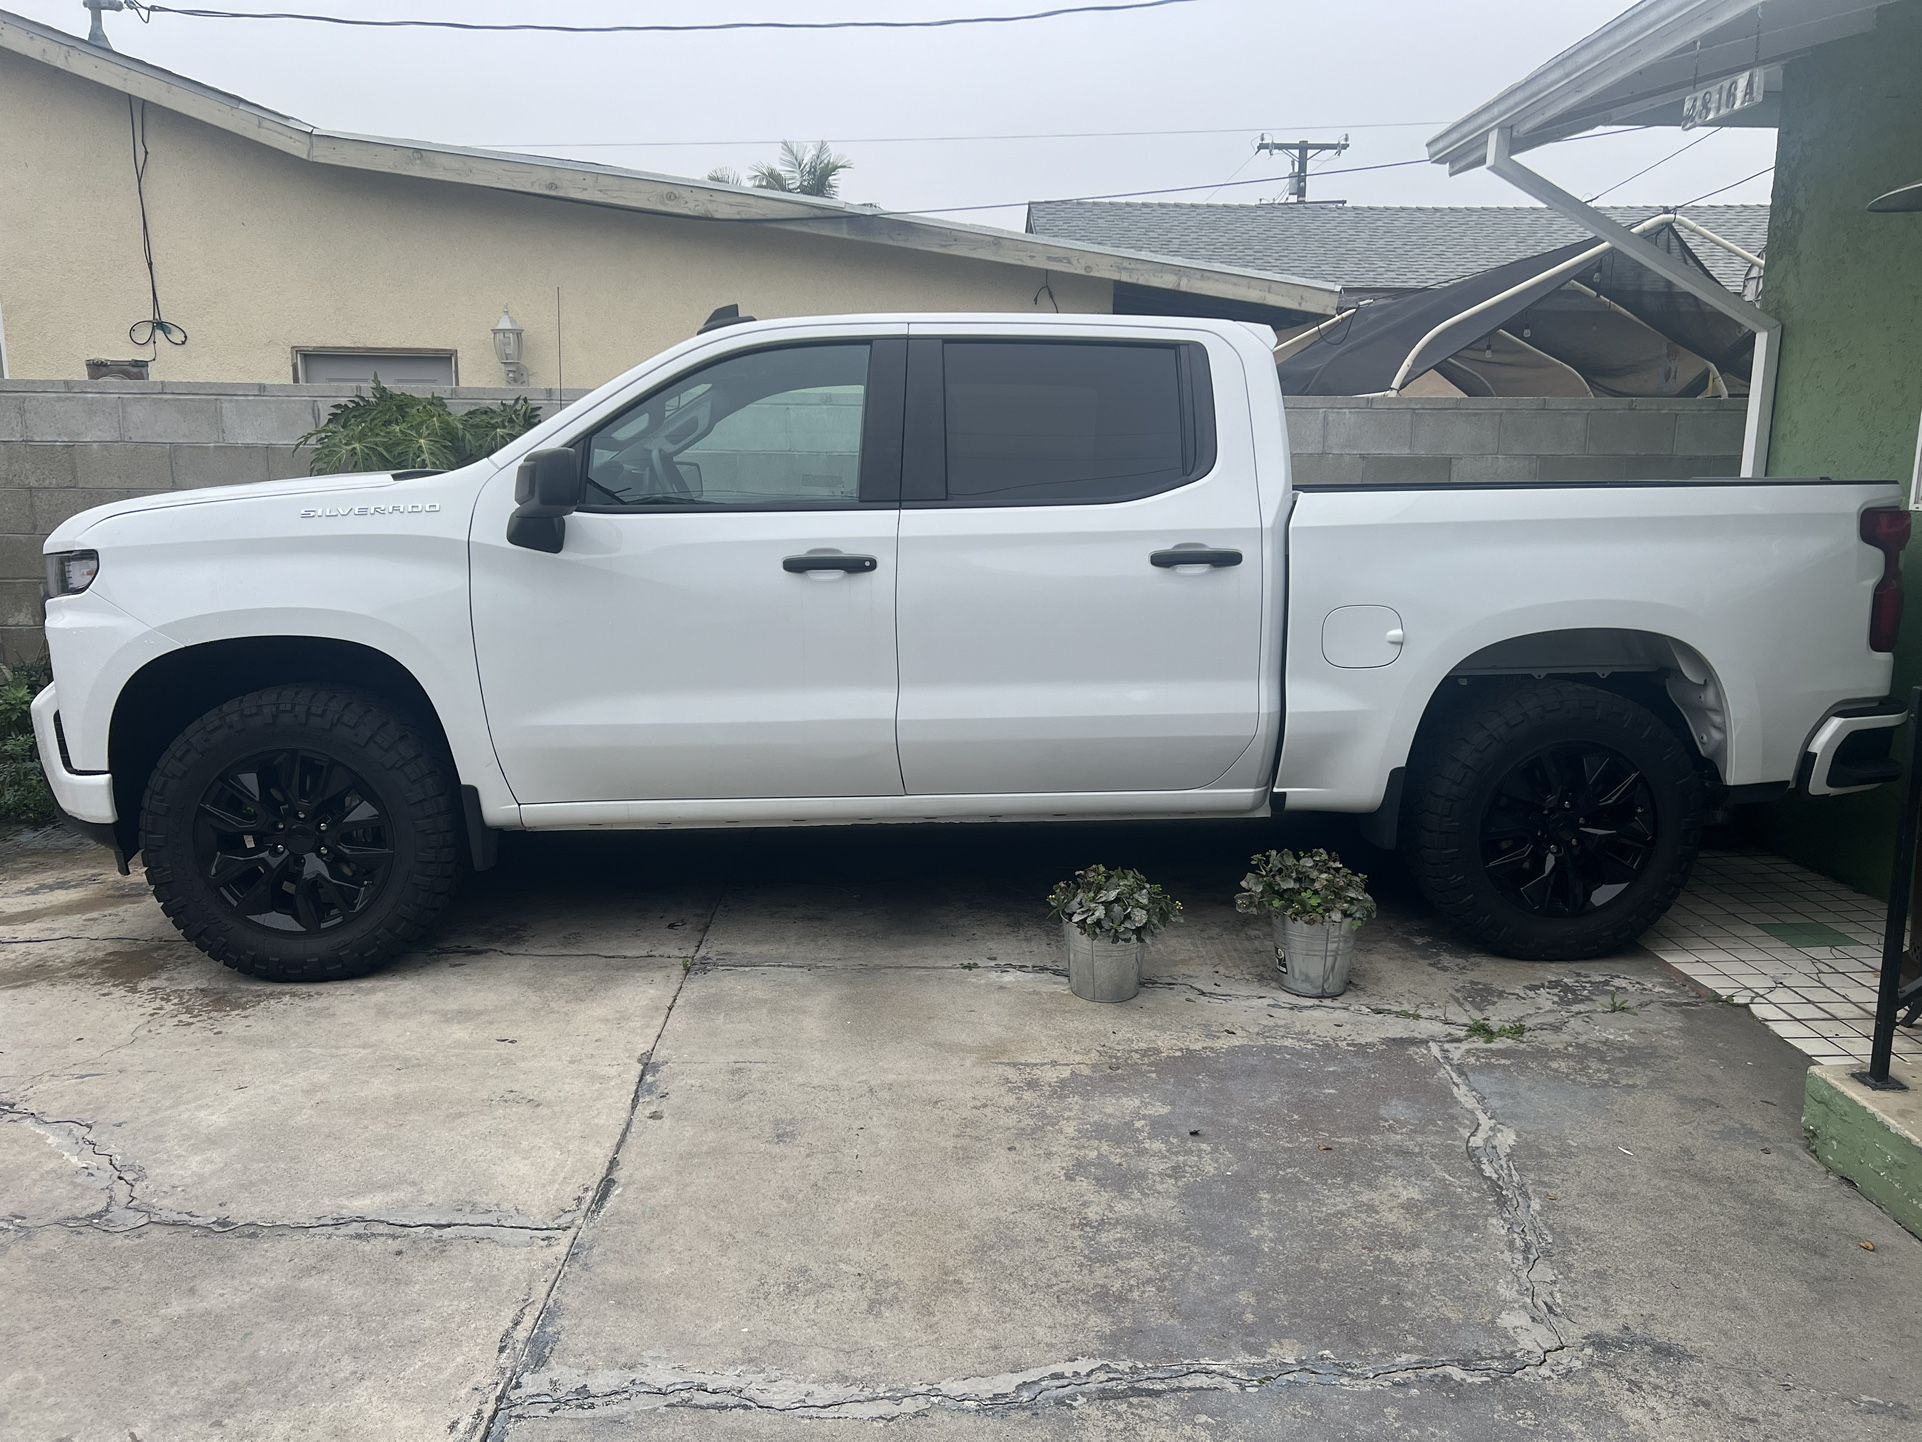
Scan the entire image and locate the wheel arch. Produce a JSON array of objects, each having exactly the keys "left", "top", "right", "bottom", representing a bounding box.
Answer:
[
  {"left": 1421, "top": 627, "right": 1729, "bottom": 770},
  {"left": 107, "top": 636, "right": 471, "bottom": 860},
  {"left": 1363, "top": 627, "right": 1731, "bottom": 849}
]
